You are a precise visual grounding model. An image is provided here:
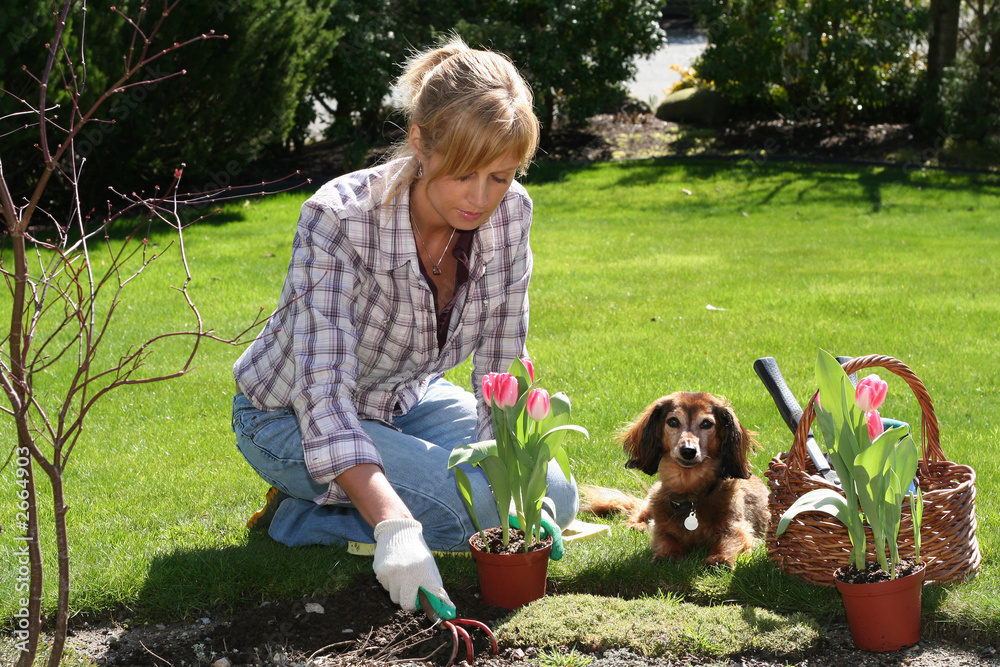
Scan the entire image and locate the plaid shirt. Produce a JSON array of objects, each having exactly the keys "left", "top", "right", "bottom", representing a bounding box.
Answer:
[{"left": 233, "top": 159, "right": 532, "bottom": 504}]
